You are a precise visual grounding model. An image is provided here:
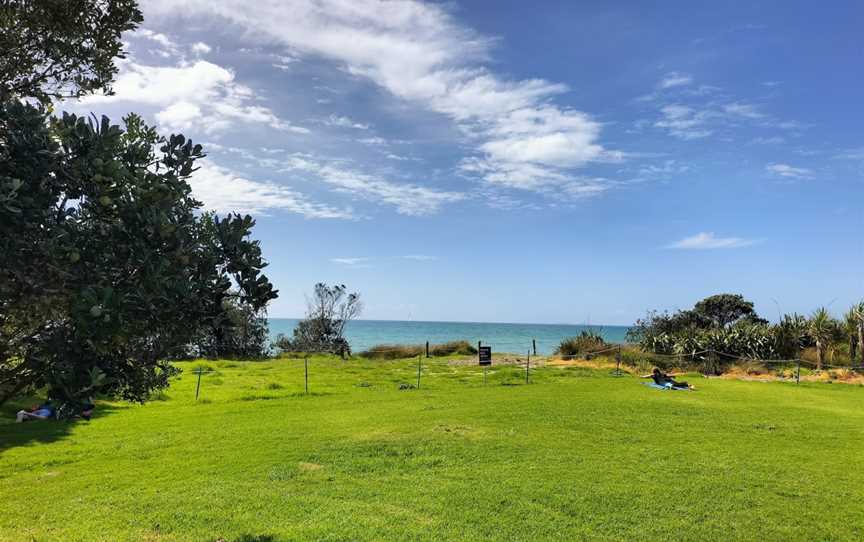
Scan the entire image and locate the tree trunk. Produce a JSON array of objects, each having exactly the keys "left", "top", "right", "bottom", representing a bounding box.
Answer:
[
  {"left": 858, "top": 324, "right": 864, "bottom": 366},
  {"left": 816, "top": 339, "right": 823, "bottom": 371}
]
